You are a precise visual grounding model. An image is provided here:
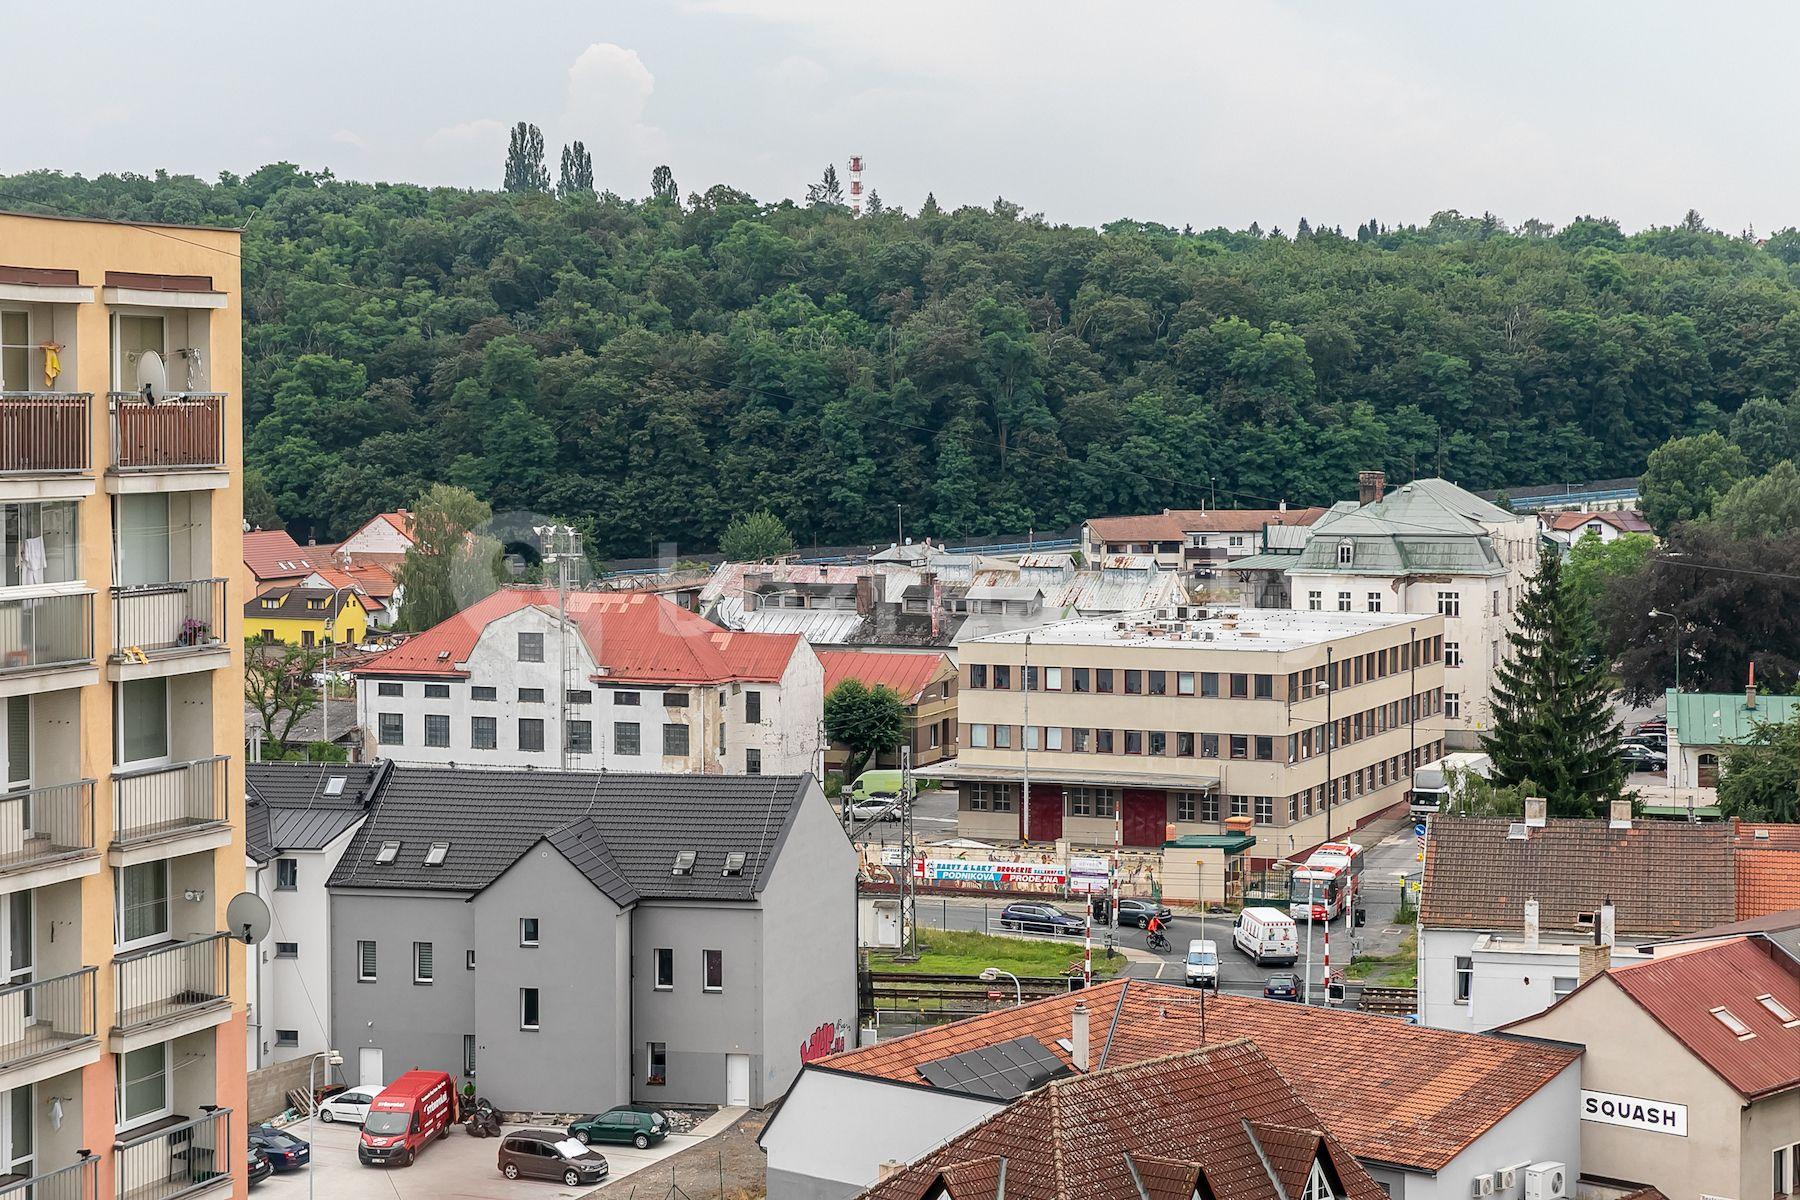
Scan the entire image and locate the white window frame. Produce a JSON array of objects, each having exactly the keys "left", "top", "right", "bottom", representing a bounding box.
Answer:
[
  {"left": 116, "top": 1041, "right": 172, "bottom": 1131},
  {"left": 413, "top": 941, "right": 433, "bottom": 984},
  {"left": 653, "top": 947, "right": 674, "bottom": 990},
  {"left": 1454, "top": 955, "right": 1473, "bottom": 1003},
  {"left": 0, "top": 307, "right": 33, "bottom": 393},
  {"left": 114, "top": 861, "right": 170, "bottom": 953},
  {"left": 1301, "top": 1160, "right": 1336, "bottom": 1200},
  {"left": 519, "top": 987, "right": 540, "bottom": 1031},
  {"left": 114, "top": 678, "right": 172, "bottom": 771},
  {"left": 702, "top": 948, "right": 723, "bottom": 994},
  {"left": 357, "top": 940, "right": 377, "bottom": 982},
  {"left": 519, "top": 917, "right": 540, "bottom": 947}
]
